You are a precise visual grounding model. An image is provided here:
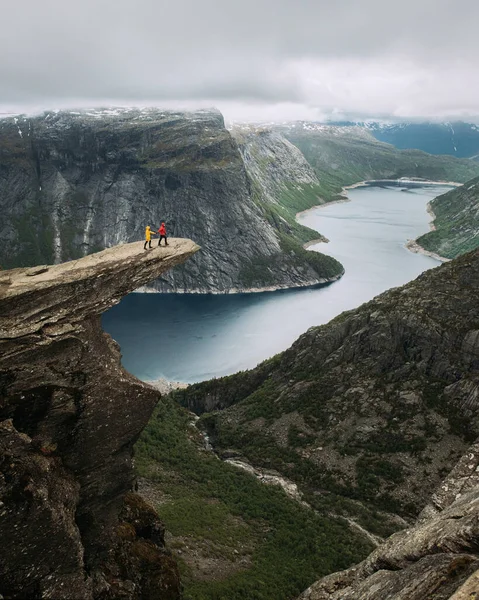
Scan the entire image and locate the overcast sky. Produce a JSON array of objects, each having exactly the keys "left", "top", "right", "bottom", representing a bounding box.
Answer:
[{"left": 1, "top": 0, "right": 478, "bottom": 121}]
